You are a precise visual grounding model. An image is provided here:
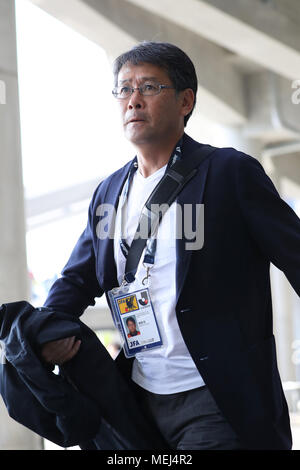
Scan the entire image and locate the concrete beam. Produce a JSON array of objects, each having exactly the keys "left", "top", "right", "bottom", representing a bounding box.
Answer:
[
  {"left": 26, "top": 178, "right": 102, "bottom": 218},
  {"left": 126, "top": 0, "right": 300, "bottom": 80},
  {"left": 29, "top": 0, "right": 247, "bottom": 125},
  {"left": 242, "top": 71, "right": 300, "bottom": 144},
  {"left": 28, "top": 0, "right": 136, "bottom": 60}
]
